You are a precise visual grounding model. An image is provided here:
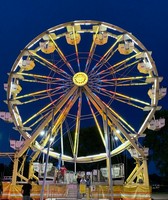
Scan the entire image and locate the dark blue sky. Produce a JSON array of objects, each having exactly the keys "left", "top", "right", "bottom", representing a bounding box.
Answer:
[{"left": 0, "top": 1, "right": 167, "bottom": 173}]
